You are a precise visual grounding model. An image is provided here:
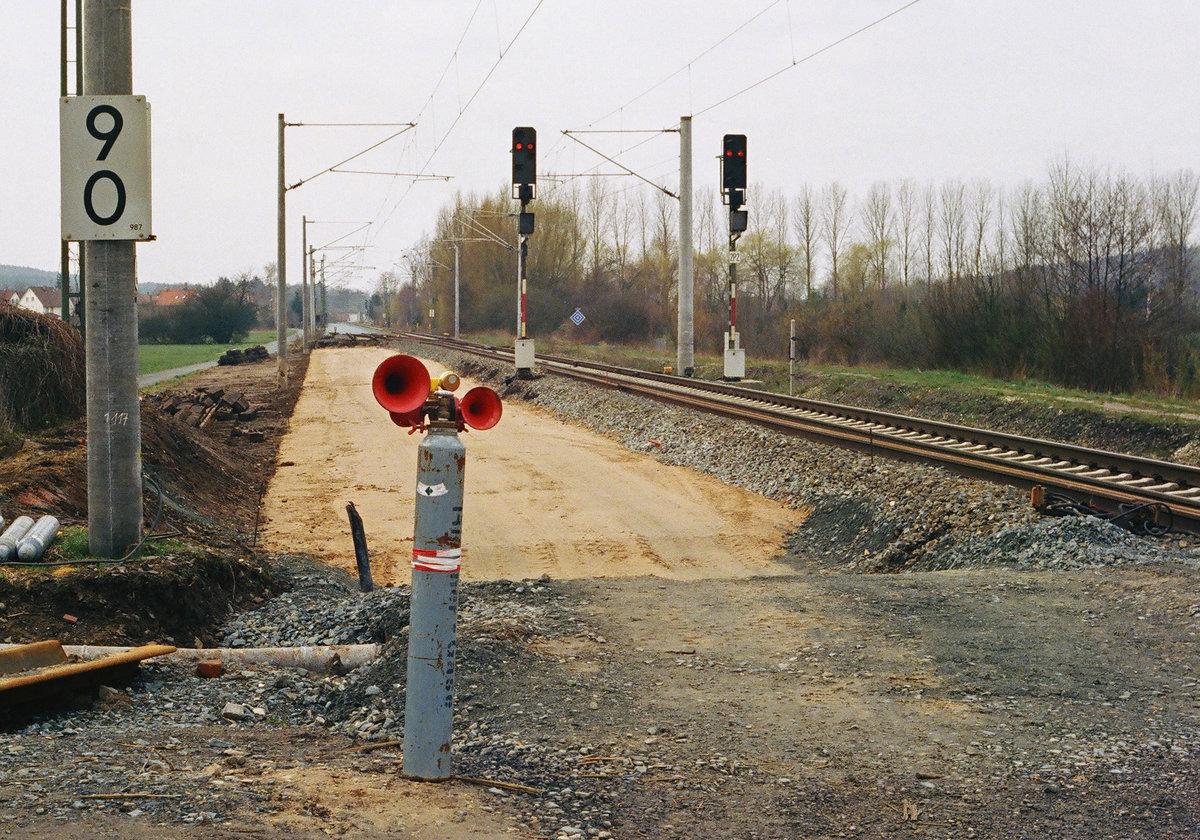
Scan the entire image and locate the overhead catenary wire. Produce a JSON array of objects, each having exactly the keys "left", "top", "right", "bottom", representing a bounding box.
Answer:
[
  {"left": 317, "top": 222, "right": 372, "bottom": 250},
  {"left": 586, "top": 0, "right": 785, "bottom": 128},
  {"left": 358, "top": 1, "right": 484, "bottom": 238},
  {"left": 694, "top": 0, "right": 925, "bottom": 117},
  {"left": 331, "top": 169, "right": 452, "bottom": 180},
  {"left": 288, "top": 122, "right": 417, "bottom": 127},
  {"left": 370, "top": 0, "right": 547, "bottom": 243}
]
